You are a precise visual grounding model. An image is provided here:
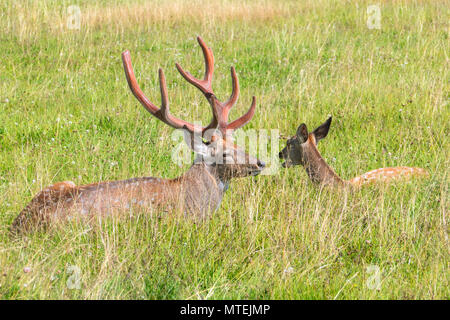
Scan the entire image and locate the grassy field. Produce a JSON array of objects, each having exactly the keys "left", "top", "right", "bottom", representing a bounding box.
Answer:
[{"left": 0, "top": 0, "right": 448, "bottom": 299}]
